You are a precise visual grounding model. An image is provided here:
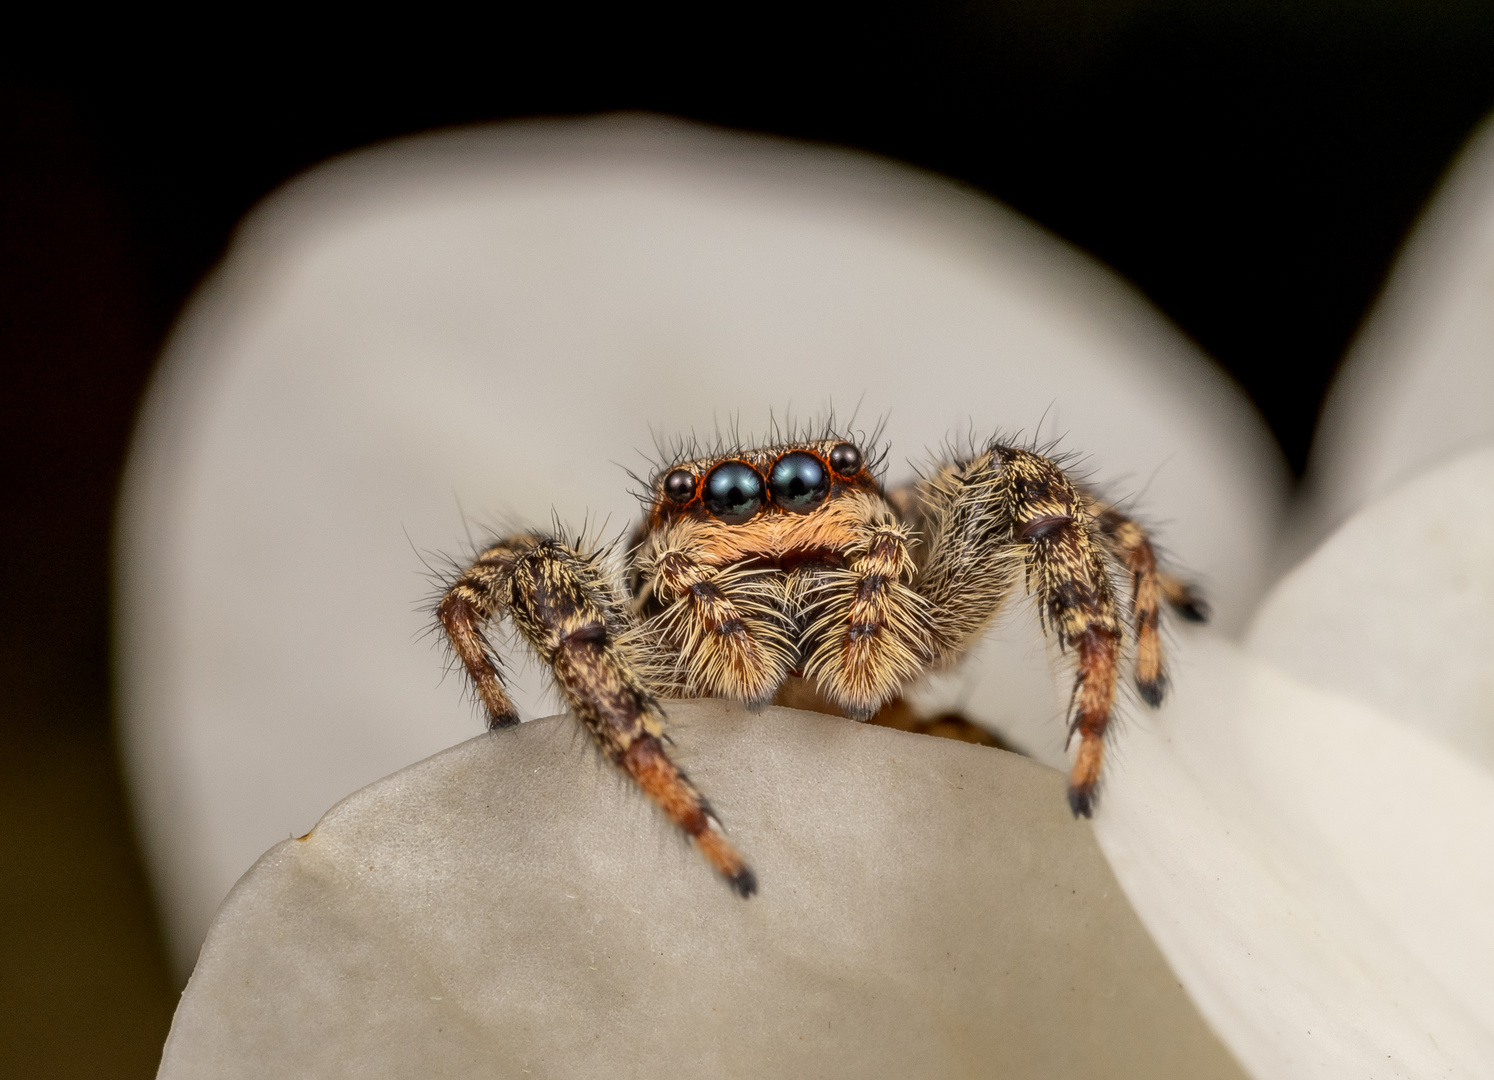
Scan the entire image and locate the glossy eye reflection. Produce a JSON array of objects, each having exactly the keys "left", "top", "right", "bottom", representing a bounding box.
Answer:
[
  {"left": 703, "top": 461, "right": 764, "bottom": 523},
  {"left": 769, "top": 452, "right": 829, "bottom": 512},
  {"left": 662, "top": 469, "right": 695, "bottom": 503},
  {"left": 828, "top": 442, "right": 862, "bottom": 476}
]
